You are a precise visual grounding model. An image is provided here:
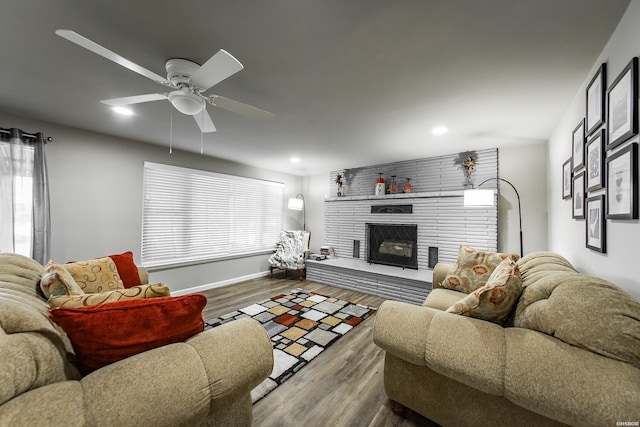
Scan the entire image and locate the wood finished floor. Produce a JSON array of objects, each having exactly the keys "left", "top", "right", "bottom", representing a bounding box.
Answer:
[{"left": 199, "top": 274, "right": 439, "bottom": 427}]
